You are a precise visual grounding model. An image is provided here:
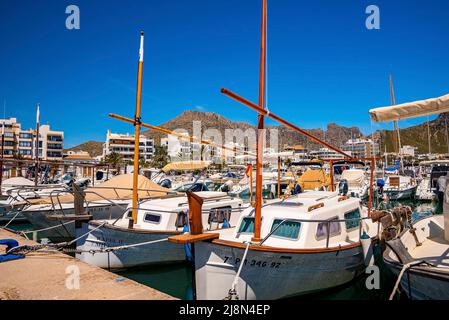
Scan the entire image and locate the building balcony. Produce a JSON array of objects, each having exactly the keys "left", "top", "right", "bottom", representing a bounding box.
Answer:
[{"left": 47, "top": 137, "right": 63, "bottom": 142}]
